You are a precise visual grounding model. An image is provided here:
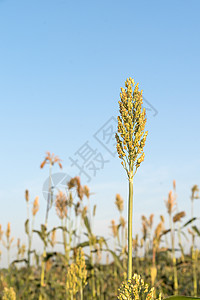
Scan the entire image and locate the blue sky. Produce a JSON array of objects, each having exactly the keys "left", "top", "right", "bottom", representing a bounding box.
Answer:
[{"left": 0, "top": 0, "right": 200, "bottom": 265}]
